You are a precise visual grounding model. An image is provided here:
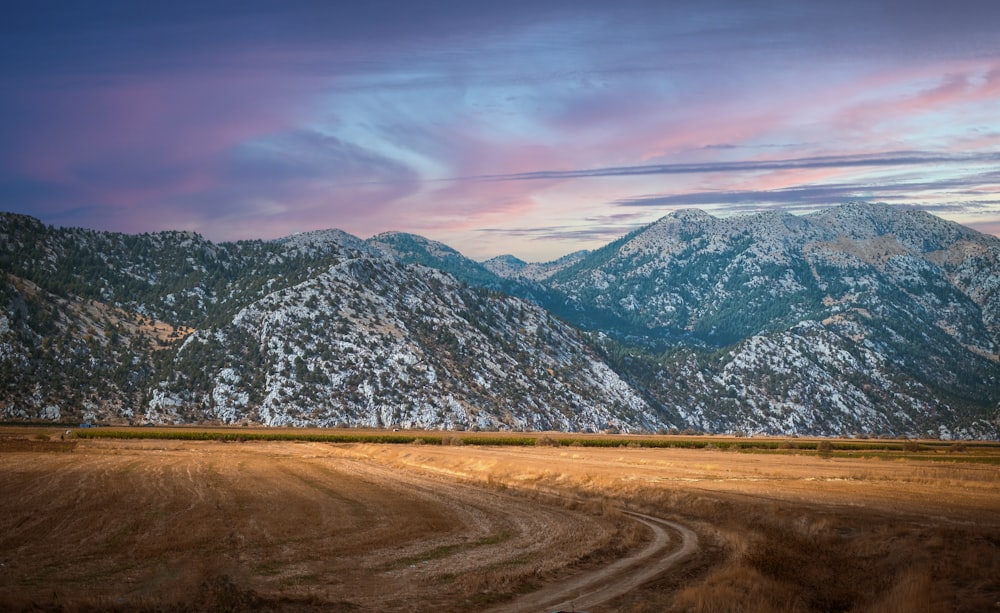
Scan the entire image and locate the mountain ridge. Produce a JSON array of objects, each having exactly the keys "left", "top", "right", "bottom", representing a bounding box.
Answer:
[{"left": 2, "top": 203, "right": 998, "bottom": 437}]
